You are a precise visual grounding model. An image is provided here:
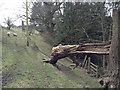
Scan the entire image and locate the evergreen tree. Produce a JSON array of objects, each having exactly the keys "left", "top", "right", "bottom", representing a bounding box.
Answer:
[{"left": 54, "top": 2, "right": 112, "bottom": 46}]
